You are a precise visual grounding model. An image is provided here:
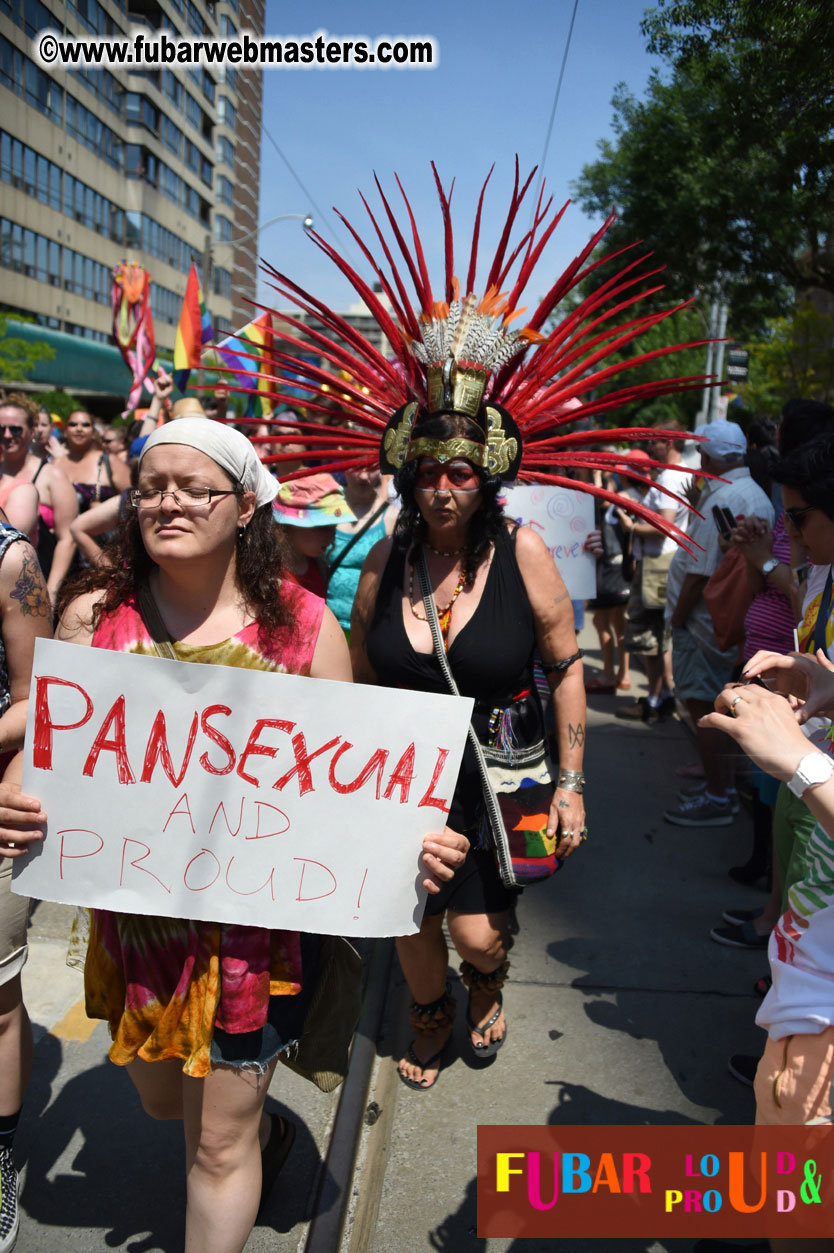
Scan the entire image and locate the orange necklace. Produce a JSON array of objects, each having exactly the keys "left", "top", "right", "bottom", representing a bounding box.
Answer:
[{"left": 409, "top": 559, "right": 467, "bottom": 650}]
